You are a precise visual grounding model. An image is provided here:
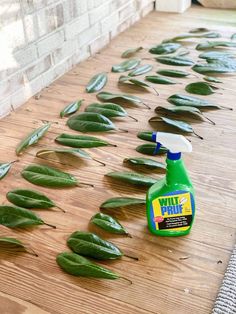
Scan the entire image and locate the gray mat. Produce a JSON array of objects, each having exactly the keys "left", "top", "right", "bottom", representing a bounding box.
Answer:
[{"left": 212, "top": 245, "right": 236, "bottom": 314}]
